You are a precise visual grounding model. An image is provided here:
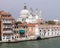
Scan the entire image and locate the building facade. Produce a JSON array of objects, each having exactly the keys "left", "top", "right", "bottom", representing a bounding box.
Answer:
[
  {"left": 14, "top": 22, "right": 40, "bottom": 39},
  {"left": 17, "top": 4, "right": 43, "bottom": 24},
  {"left": 0, "top": 11, "right": 15, "bottom": 41},
  {"left": 38, "top": 25, "right": 60, "bottom": 38}
]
